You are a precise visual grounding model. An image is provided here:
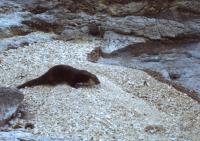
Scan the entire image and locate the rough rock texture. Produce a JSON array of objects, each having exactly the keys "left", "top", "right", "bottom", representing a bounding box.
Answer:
[
  {"left": 26, "top": 0, "right": 200, "bottom": 19},
  {"left": 45, "top": 11, "right": 200, "bottom": 40},
  {"left": 103, "top": 15, "right": 199, "bottom": 40},
  {"left": 49, "top": 11, "right": 200, "bottom": 40},
  {"left": 0, "top": 32, "right": 57, "bottom": 52},
  {"left": 0, "top": 131, "right": 71, "bottom": 141},
  {"left": 99, "top": 41, "right": 200, "bottom": 99},
  {"left": 1, "top": 0, "right": 200, "bottom": 52},
  {"left": 108, "top": 1, "right": 146, "bottom": 16},
  {"left": 0, "top": 87, "right": 24, "bottom": 126},
  {"left": 104, "top": 0, "right": 200, "bottom": 19},
  {"left": 0, "top": 39, "right": 199, "bottom": 140},
  {"left": 22, "top": 18, "right": 57, "bottom": 33},
  {"left": 103, "top": 31, "right": 145, "bottom": 53}
]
